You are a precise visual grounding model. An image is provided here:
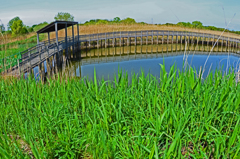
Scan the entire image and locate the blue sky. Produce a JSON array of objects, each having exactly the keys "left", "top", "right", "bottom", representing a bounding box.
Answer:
[{"left": 0, "top": 0, "right": 240, "bottom": 30}]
